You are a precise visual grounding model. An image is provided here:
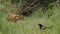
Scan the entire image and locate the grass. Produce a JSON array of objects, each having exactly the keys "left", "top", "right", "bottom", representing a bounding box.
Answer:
[{"left": 0, "top": 1, "right": 60, "bottom": 34}]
